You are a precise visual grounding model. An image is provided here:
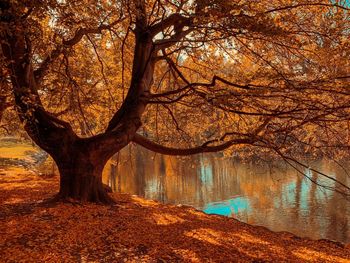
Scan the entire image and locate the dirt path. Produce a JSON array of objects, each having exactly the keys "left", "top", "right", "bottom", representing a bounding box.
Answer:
[{"left": 0, "top": 169, "right": 349, "bottom": 262}]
